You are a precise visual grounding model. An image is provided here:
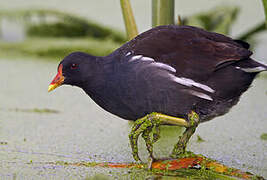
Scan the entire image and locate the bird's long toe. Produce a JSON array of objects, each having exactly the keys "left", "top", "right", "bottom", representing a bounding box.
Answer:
[
  {"left": 171, "top": 111, "right": 199, "bottom": 158},
  {"left": 129, "top": 127, "right": 143, "bottom": 162},
  {"left": 129, "top": 113, "right": 162, "bottom": 163}
]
